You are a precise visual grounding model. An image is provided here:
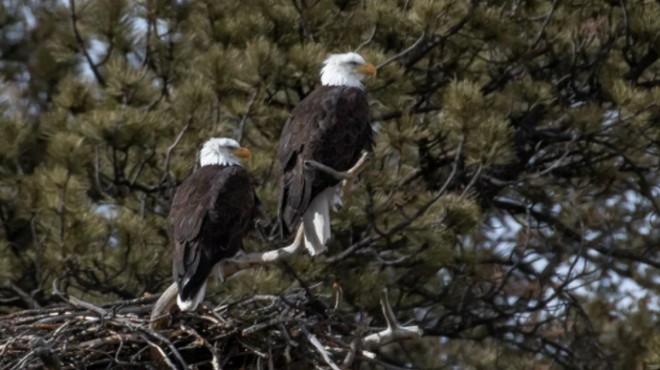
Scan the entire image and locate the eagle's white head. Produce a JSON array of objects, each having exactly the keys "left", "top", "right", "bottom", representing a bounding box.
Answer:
[
  {"left": 199, "top": 137, "right": 251, "bottom": 167},
  {"left": 320, "top": 52, "right": 377, "bottom": 89}
]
